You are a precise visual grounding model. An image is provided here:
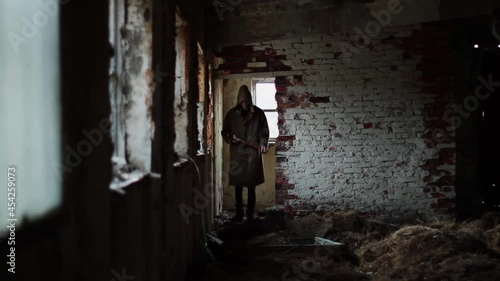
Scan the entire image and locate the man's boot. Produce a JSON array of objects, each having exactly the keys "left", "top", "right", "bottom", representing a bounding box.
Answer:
[
  {"left": 246, "top": 207, "right": 255, "bottom": 222},
  {"left": 246, "top": 186, "right": 256, "bottom": 222},
  {"left": 231, "top": 186, "right": 244, "bottom": 222},
  {"left": 231, "top": 208, "right": 244, "bottom": 222}
]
